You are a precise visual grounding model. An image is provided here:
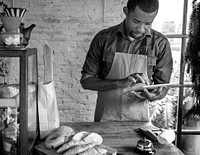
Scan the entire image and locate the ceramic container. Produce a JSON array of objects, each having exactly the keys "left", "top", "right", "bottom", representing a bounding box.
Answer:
[
  {"left": 4, "top": 8, "right": 27, "bottom": 18},
  {"left": 0, "top": 33, "right": 23, "bottom": 46},
  {"left": 0, "top": 16, "right": 22, "bottom": 33}
]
